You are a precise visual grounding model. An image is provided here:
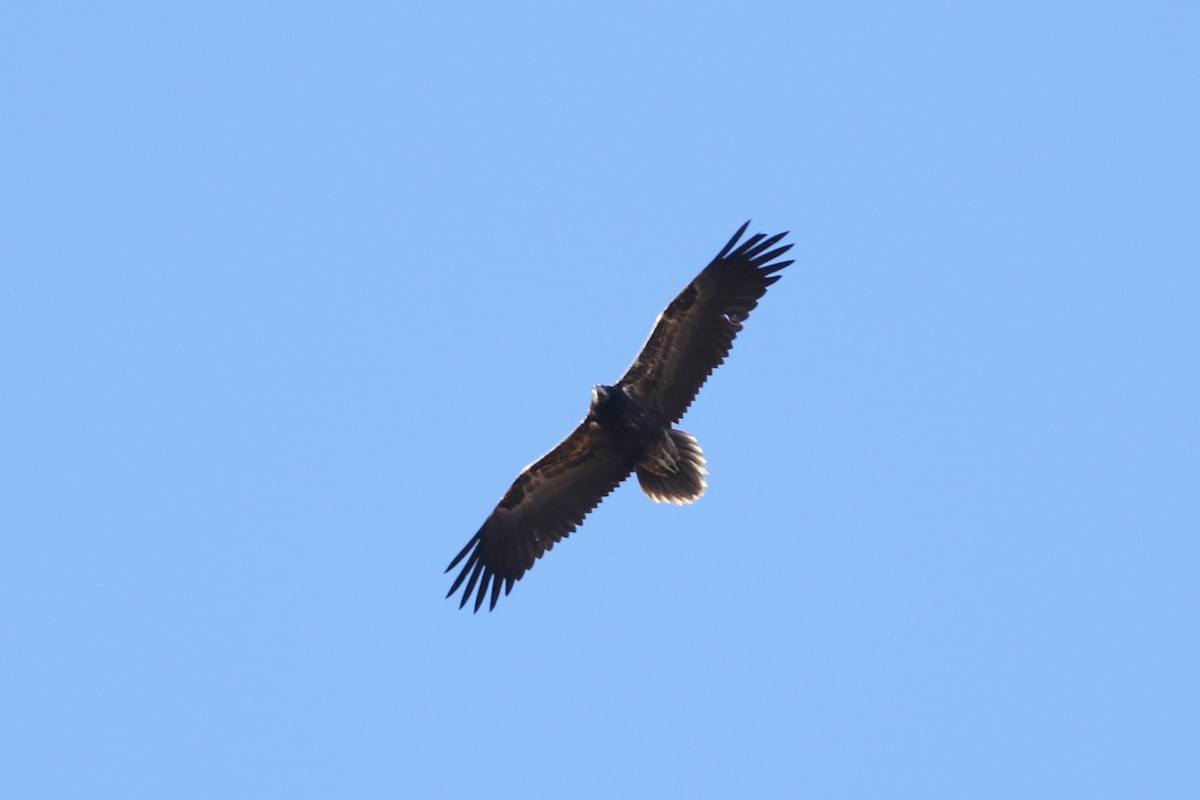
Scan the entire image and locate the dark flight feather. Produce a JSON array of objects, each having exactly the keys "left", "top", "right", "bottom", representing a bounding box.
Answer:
[
  {"left": 446, "top": 222, "right": 794, "bottom": 611},
  {"left": 617, "top": 221, "right": 794, "bottom": 423},
  {"left": 445, "top": 421, "right": 633, "bottom": 612}
]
